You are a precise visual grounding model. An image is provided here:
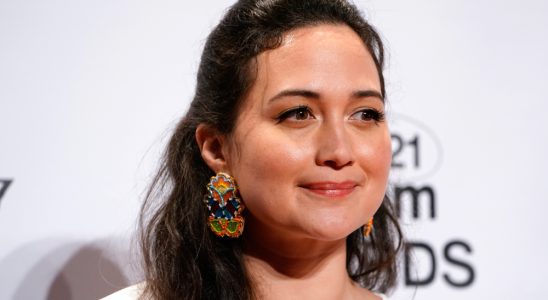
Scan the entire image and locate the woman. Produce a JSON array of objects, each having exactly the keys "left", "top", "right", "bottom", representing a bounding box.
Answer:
[{"left": 104, "top": 0, "right": 402, "bottom": 299}]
